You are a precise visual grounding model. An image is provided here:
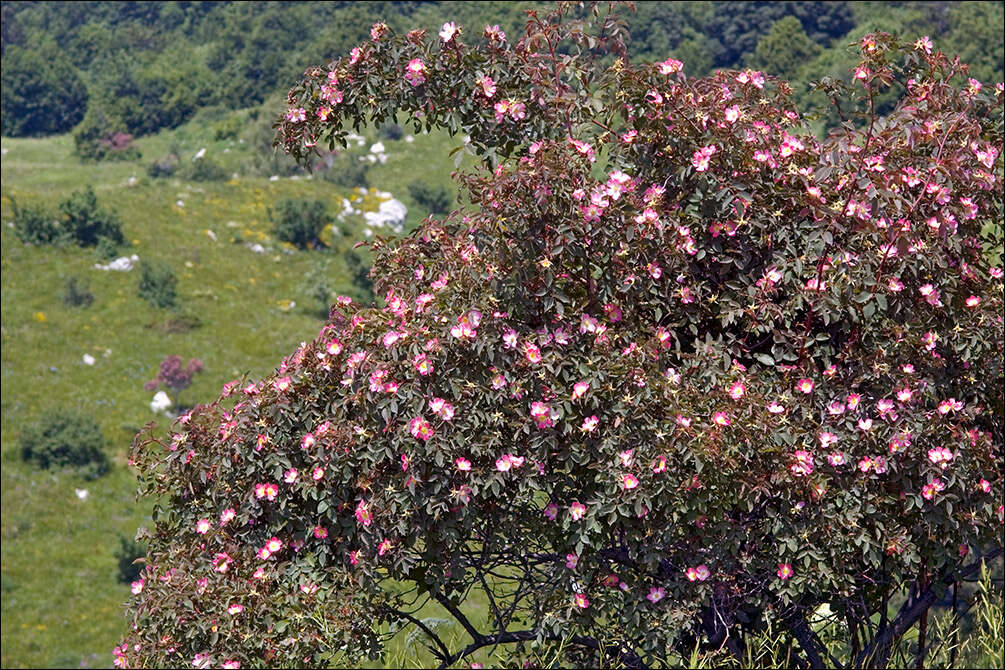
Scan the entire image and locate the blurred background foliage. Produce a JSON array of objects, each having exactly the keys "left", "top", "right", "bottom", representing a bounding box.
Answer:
[{"left": 2, "top": 1, "right": 1002, "bottom": 141}]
